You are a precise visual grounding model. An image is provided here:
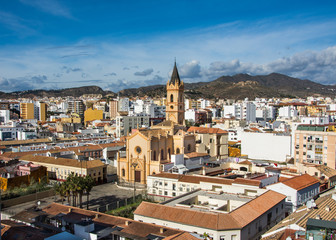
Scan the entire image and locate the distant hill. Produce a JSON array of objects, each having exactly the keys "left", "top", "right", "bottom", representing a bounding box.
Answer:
[
  {"left": 119, "top": 73, "right": 336, "bottom": 99},
  {"left": 0, "top": 86, "right": 116, "bottom": 99},
  {"left": 1, "top": 73, "right": 335, "bottom": 100}
]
